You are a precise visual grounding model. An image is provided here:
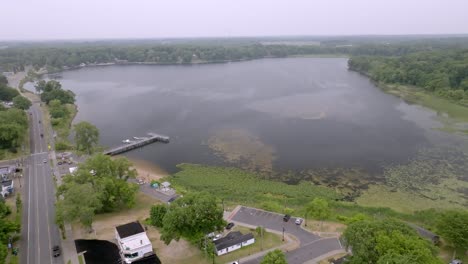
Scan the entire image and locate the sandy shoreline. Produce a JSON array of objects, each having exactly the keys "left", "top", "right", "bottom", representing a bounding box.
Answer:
[{"left": 128, "top": 158, "right": 169, "bottom": 182}]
